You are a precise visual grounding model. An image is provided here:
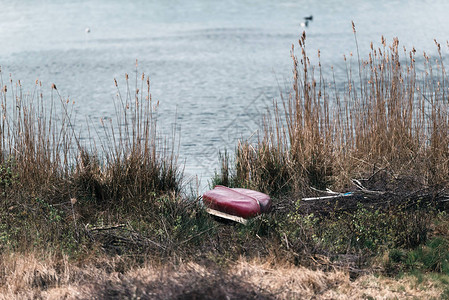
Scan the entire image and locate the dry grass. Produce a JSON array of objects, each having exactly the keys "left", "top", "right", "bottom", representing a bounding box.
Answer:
[
  {"left": 0, "top": 252, "right": 445, "bottom": 299},
  {"left": 0, "top": 66, "right": 181, "bottom": 207},
  {"left": 226, "top": 29, "right": 449, "bottom": 196}
]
